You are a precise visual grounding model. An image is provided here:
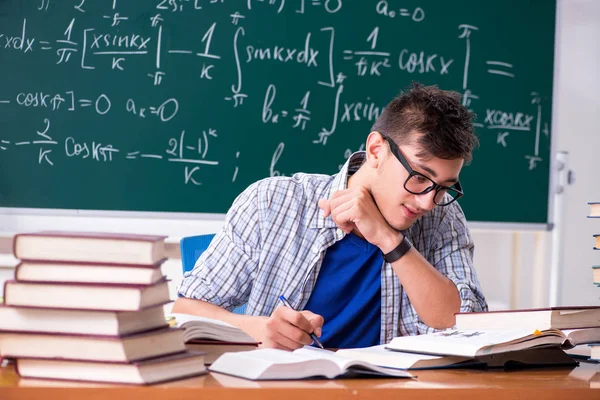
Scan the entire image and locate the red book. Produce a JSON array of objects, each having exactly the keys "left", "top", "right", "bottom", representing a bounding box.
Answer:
[
  {"left": 4, "top": 279, "right": 171, "bottom": 311},
  {"left": 15, "top": 259, "right": 166, "bottom": 286},
  {"left": 0, "top": 327, "right": 185, "bottom": 362},
  {"left": 0, "top": 304, "right": 168, "bottom": 336},
  {"left": 15, "top": 351, "right": 207, "bottom": 385},
  {"left": 13, "top": 231, "right": 167, "bottom": 265}
]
